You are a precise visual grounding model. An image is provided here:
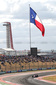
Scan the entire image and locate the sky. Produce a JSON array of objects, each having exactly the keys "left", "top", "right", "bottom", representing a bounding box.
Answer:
[{"left": 0, "top": 0, "right": 56, "bottom": 51}]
